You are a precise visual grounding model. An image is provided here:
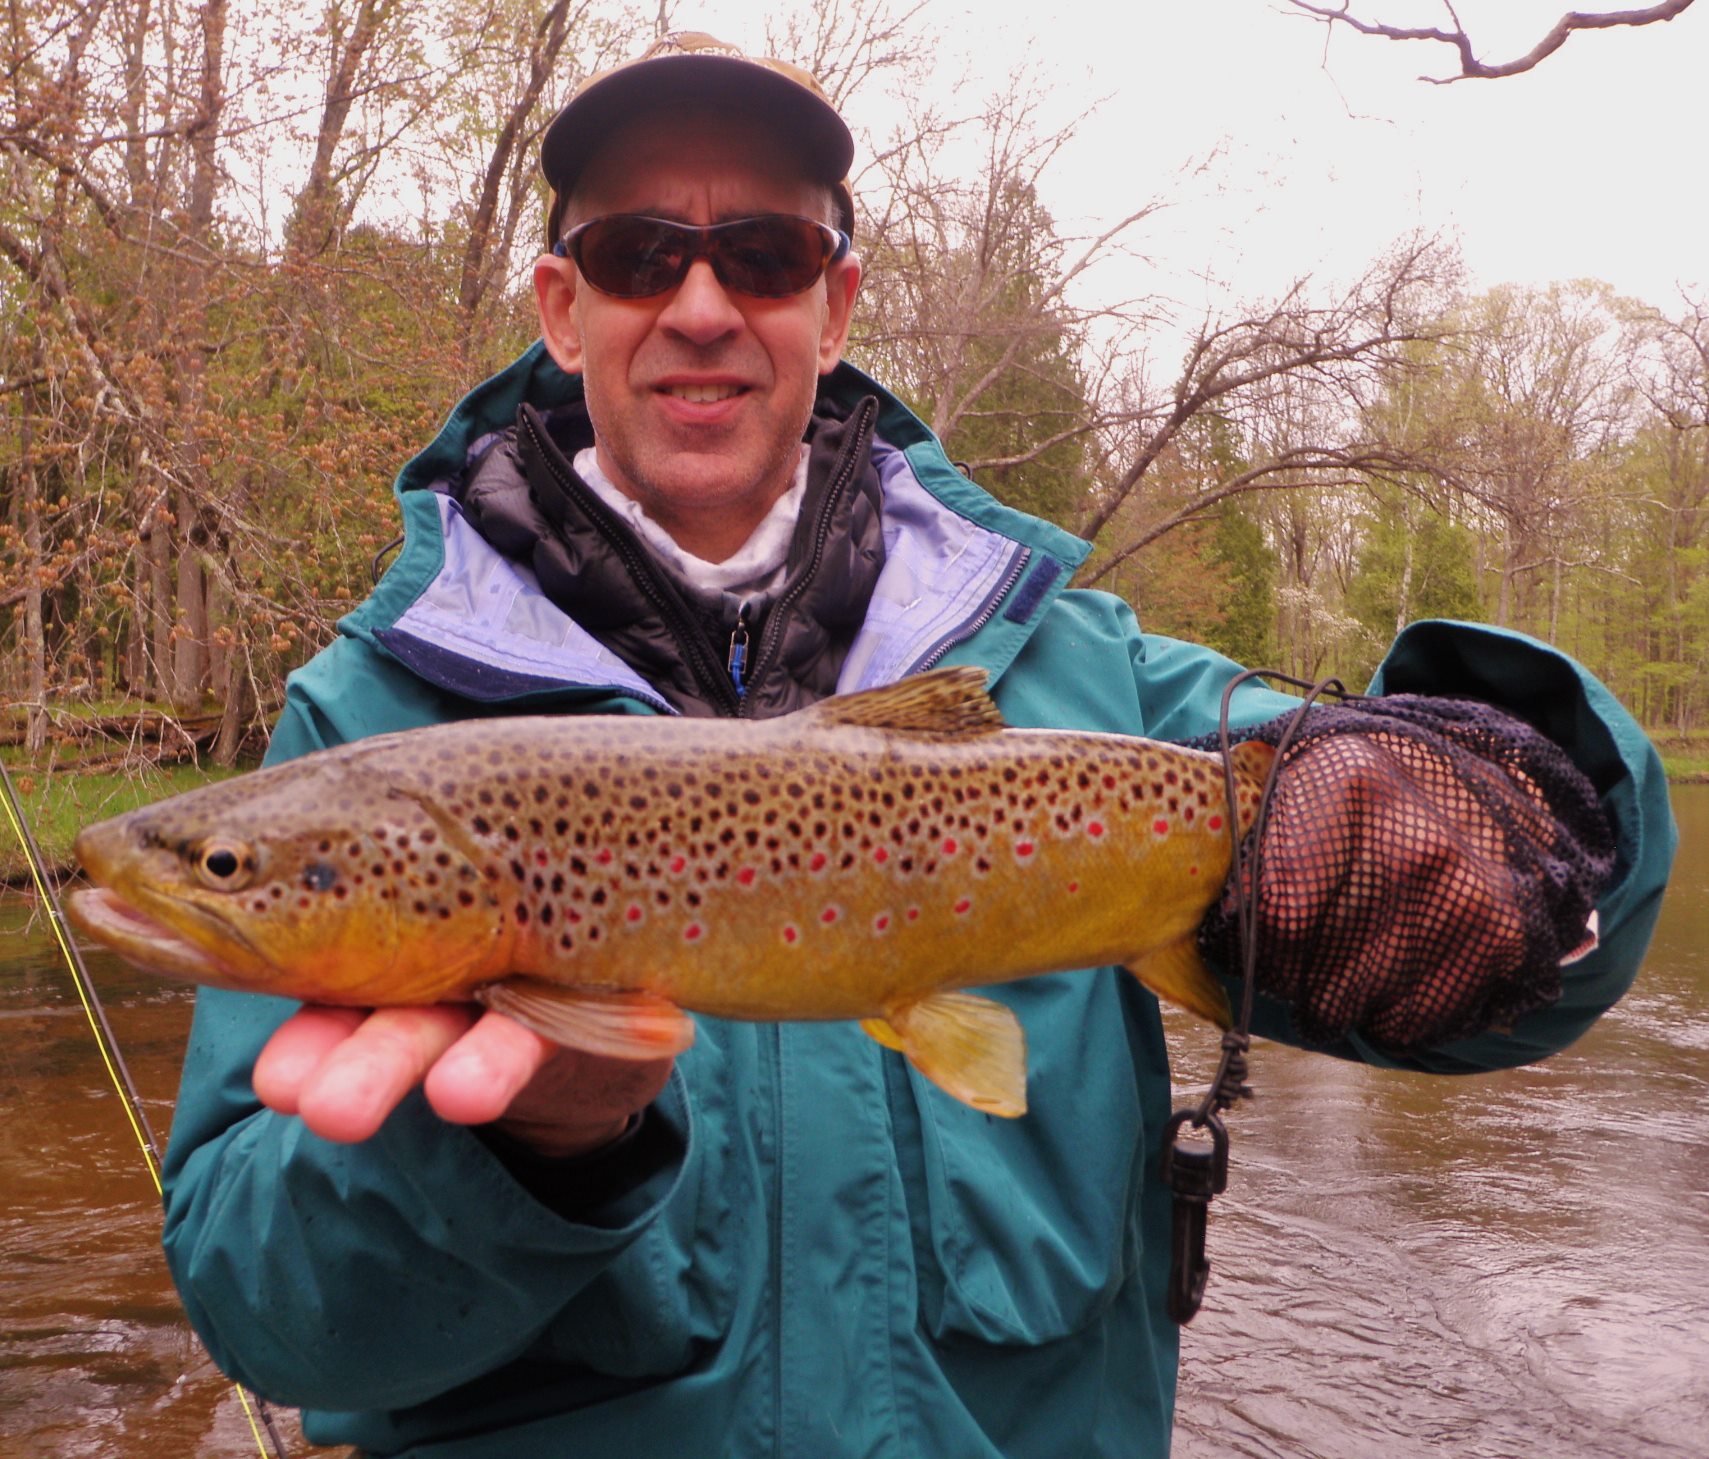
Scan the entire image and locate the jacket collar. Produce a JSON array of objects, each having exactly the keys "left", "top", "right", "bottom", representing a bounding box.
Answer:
[{"left": 343, "top": 344, "right": 1091, "bottom": 709}]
